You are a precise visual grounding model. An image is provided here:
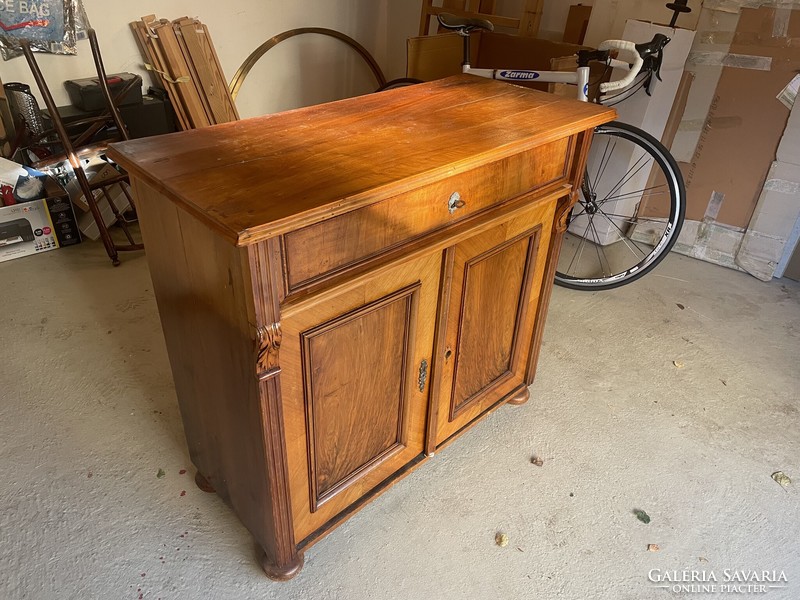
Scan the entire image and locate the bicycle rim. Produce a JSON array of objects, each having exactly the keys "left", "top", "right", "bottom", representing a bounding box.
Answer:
[{"left": 555, "top": 121, "right": 685, "bottom": 291}]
